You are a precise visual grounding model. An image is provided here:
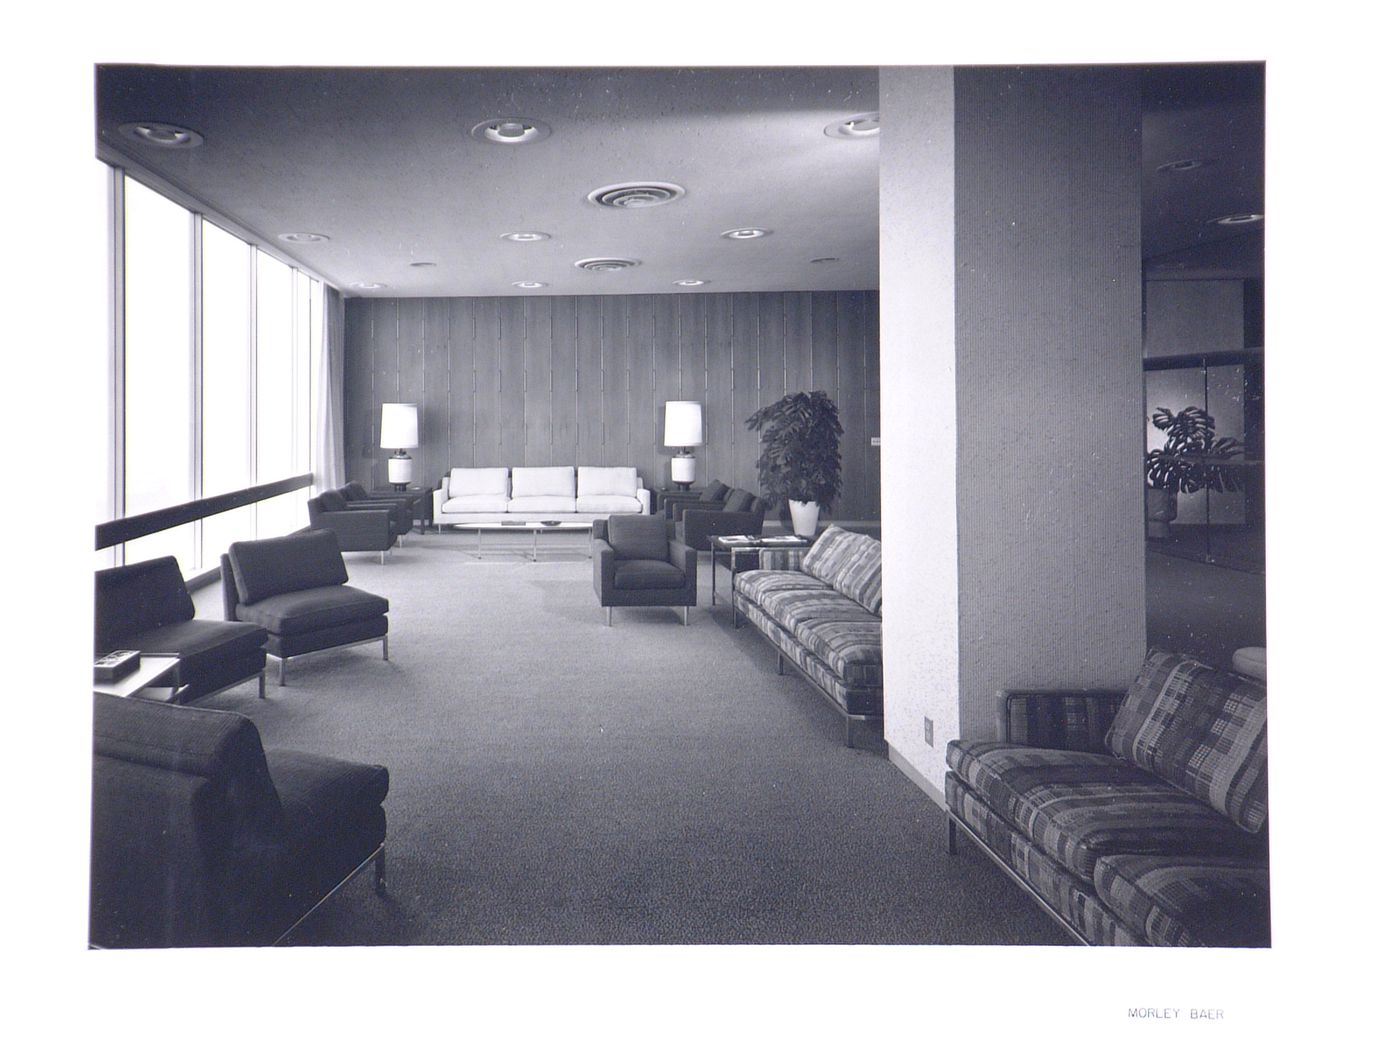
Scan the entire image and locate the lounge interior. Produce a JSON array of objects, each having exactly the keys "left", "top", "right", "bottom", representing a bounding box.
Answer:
[{"left": 58, "top": 48, "right": 1315, "bottom": 1031}]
